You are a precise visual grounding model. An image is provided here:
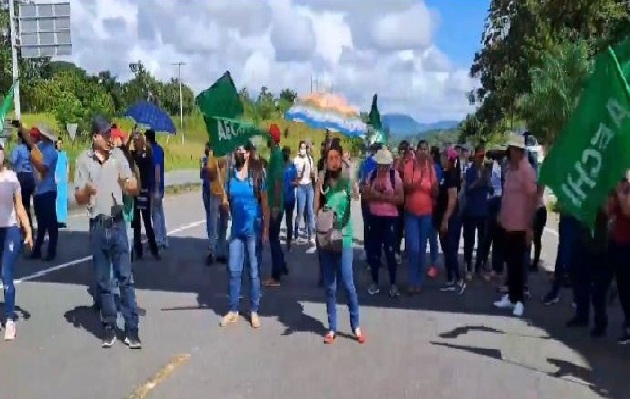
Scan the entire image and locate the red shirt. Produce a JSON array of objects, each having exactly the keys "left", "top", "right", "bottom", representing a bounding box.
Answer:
[{"left": 610, "top": 196, "right": 630, "bottom": 244}]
